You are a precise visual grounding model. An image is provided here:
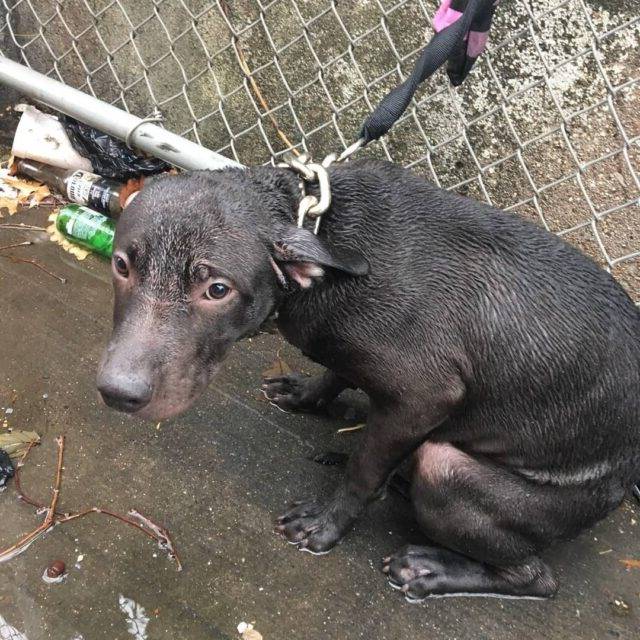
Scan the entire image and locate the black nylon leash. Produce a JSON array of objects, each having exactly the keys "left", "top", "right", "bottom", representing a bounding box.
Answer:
[
  {"left": 278, "top": 0, "right": 499, "bottom": 233},
  {"left": 360, "top": 0, "right": 497, "bottom": 144}
]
